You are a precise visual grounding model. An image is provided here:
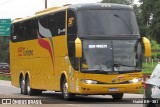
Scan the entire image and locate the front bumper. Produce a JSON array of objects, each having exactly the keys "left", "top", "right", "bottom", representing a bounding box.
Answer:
[{"left": 77, "top": 82, "right": 142, "bottom": 95}]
